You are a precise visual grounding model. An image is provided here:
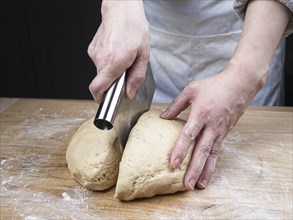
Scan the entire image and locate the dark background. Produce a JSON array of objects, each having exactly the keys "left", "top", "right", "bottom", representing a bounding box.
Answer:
[
  {"left": 0, "top": 1, "right": 292, "bottom": 106},
  {"left": 0, "top": 0, "right": 101, "bottom": 100}
]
